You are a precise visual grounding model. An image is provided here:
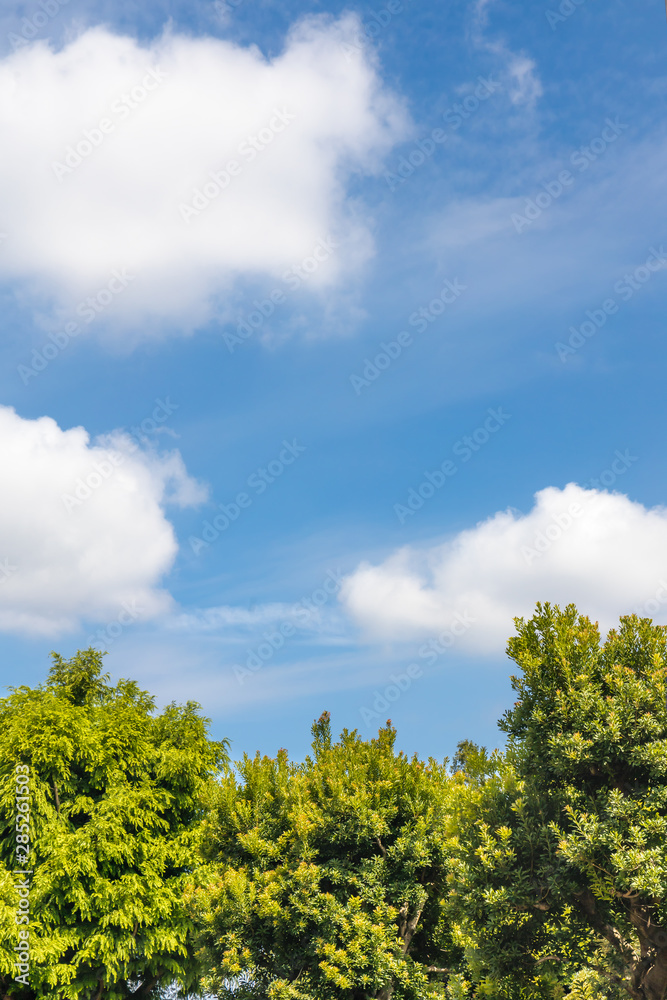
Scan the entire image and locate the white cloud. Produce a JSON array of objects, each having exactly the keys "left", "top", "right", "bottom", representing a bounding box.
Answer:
[
  {"left": 434, "top": 196, "right": 519, "bottom": 248},
  {"left": 170, "top": 599, "right": 346, "bottom": 638},
  {"left": 0, "top": 406, "right": 206, "bottom": 635},
  {"left": 469, "top": 0, "right": 542, "bottom": 112},
  {"left": 340, "top": 484, "right": 667, "bottom": 654},
  {"left": 424, "top": 134, "right": 667, "bottom": 357},
  {"left": 110, "top": 635, "right": 393, "bottom": 714},
  {"left": 506, "top": 54, "right": 543, "bottom": 108},
  {"left": 471, "top": 0, "right": 496, "bottom": 31},
  {"left": 171, "top": 604, "right": 300, "bottom": 631},
  {"left": 0, "top": 17, "right": 408, "bottom": 332}
]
